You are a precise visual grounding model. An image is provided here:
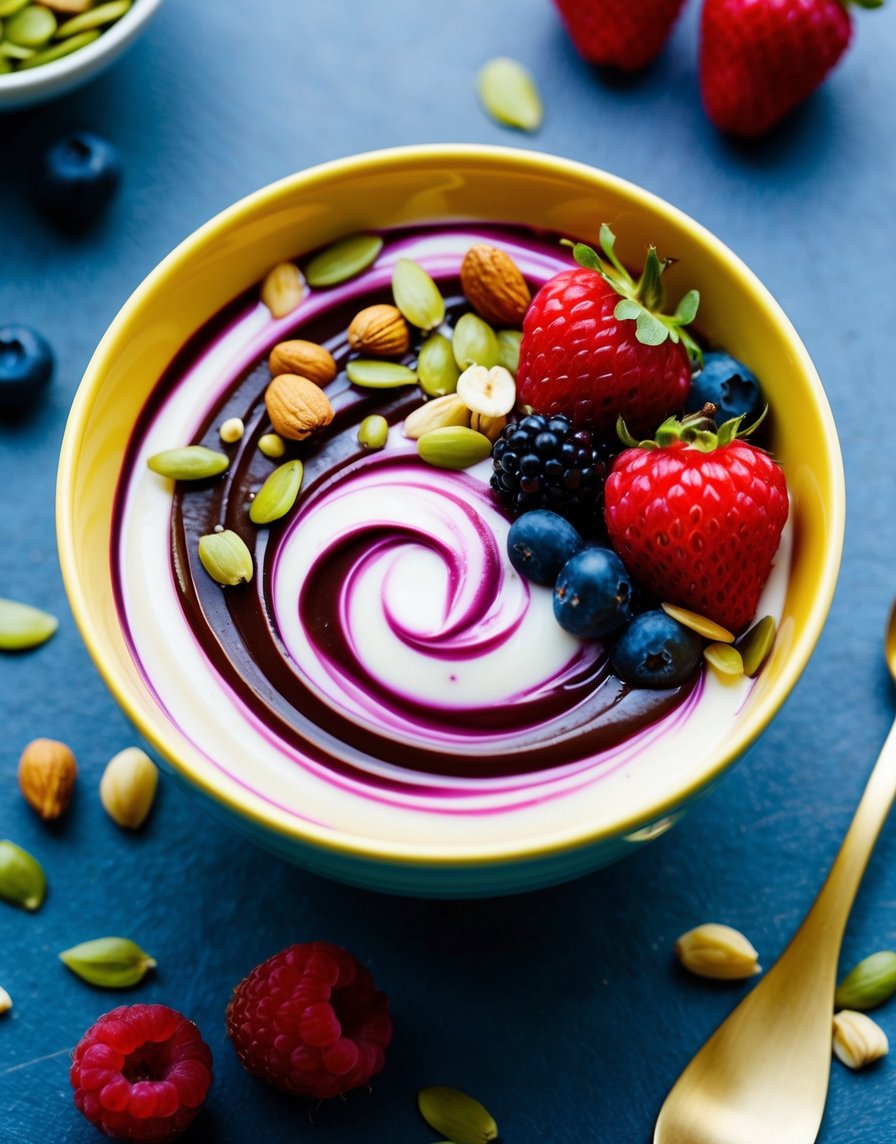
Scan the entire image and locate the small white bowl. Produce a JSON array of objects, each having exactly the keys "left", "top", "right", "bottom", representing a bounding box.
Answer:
[{"left": 0, "top": 0, "right": 163, "bottom": 111}]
